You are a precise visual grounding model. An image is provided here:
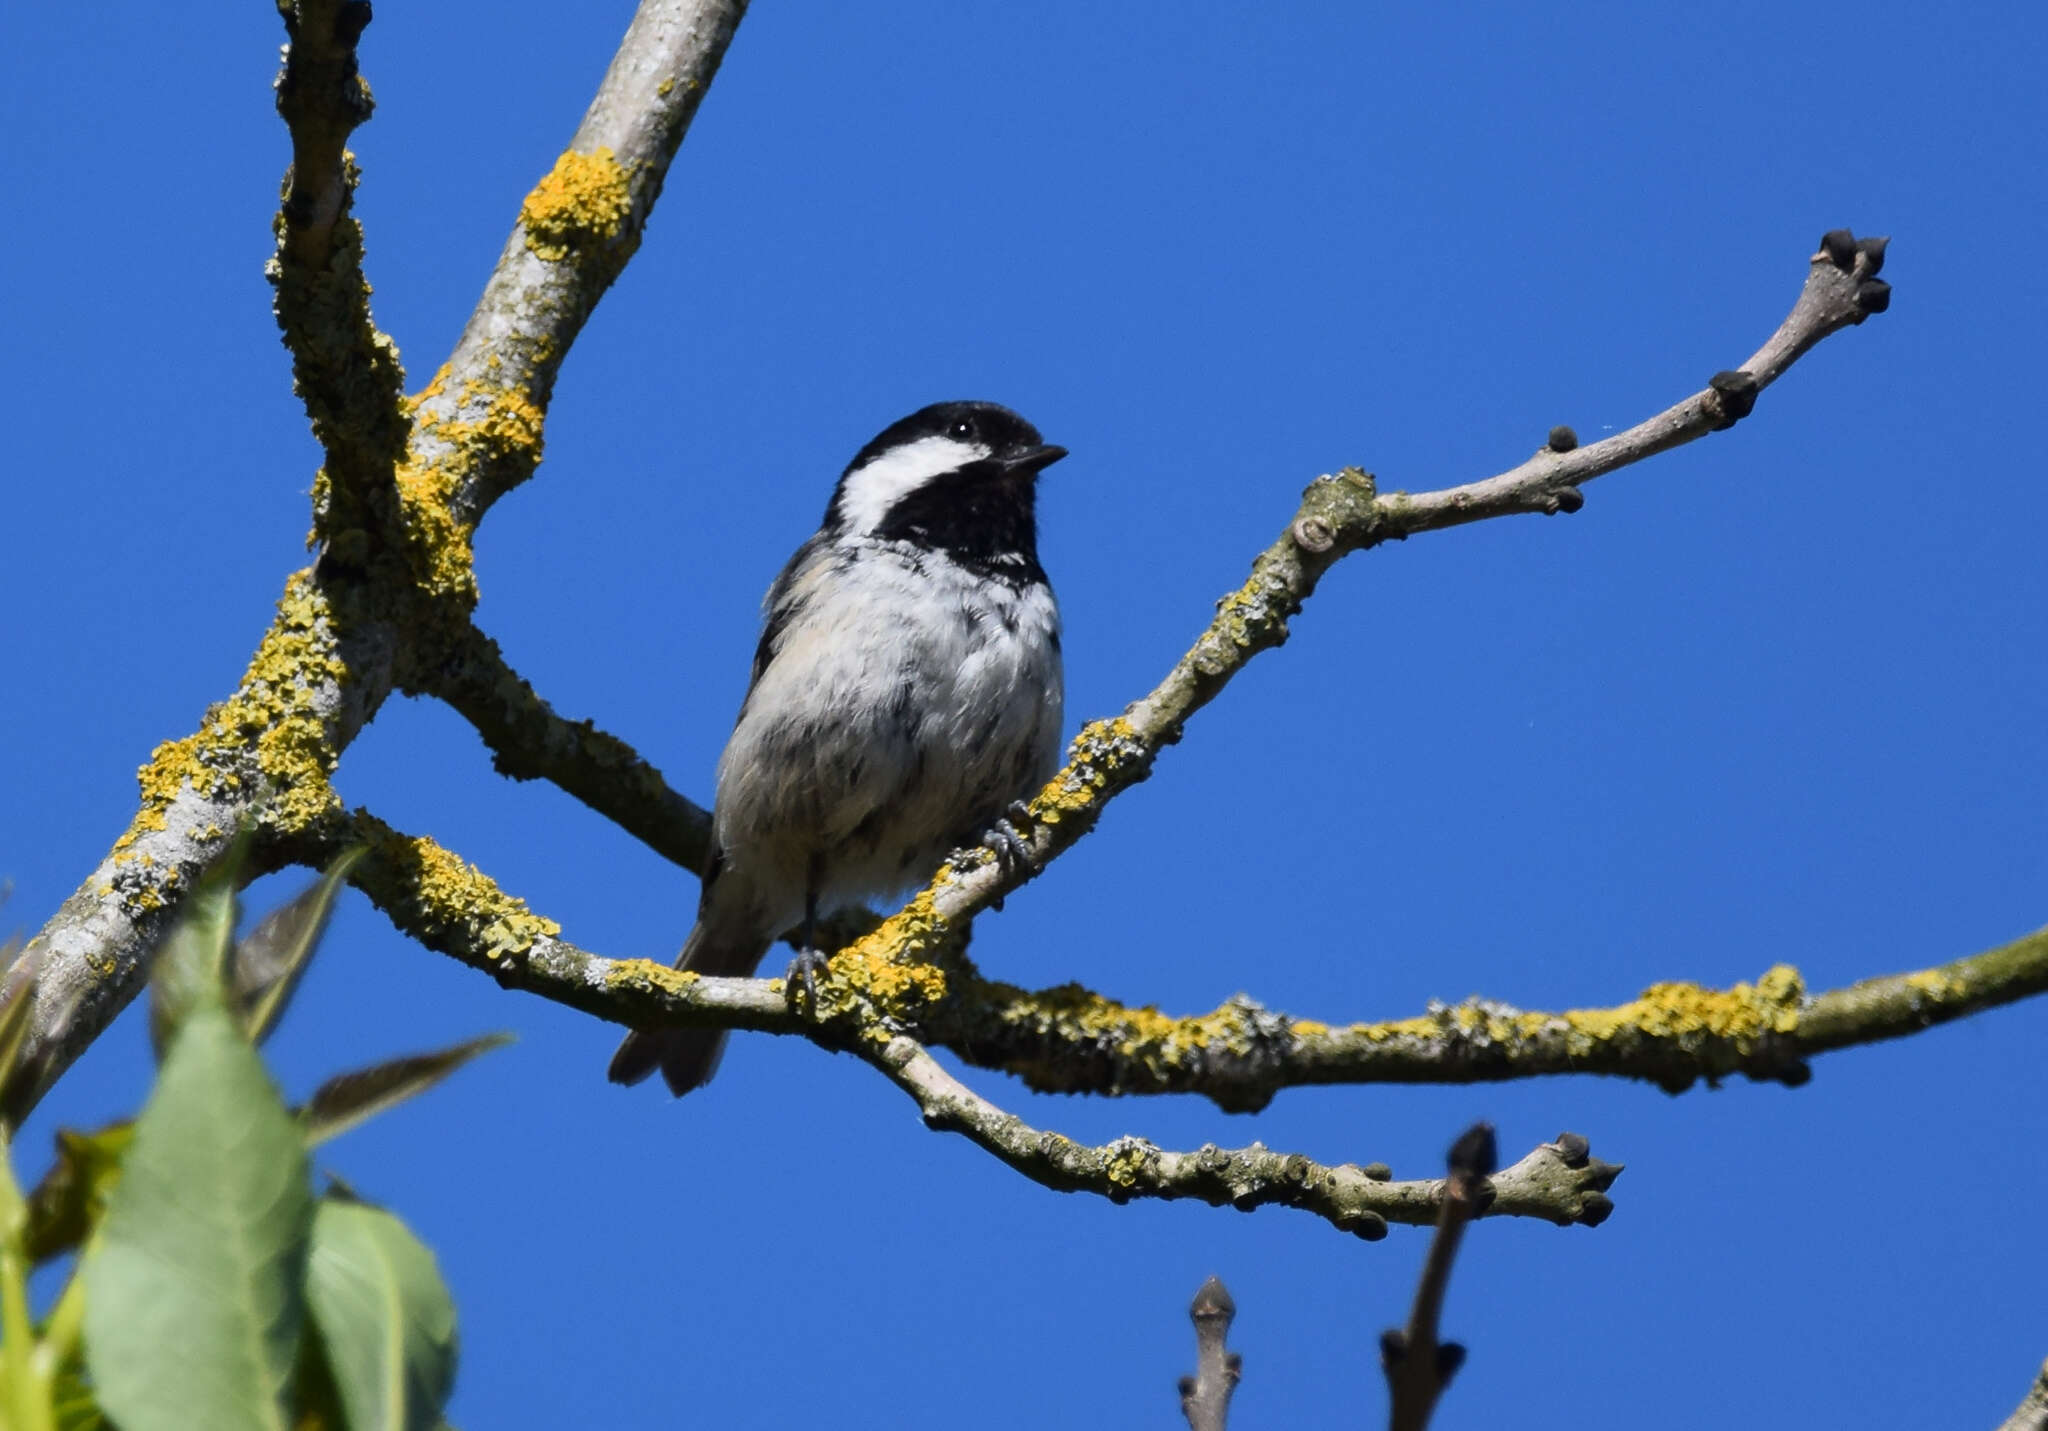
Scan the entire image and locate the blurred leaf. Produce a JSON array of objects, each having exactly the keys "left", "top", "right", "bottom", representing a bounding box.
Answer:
[
  {"left": 50, "top": 1362, "right": 103, "bottom": 1431},
  {"left": 236, "top": 848, "right": 364, "bottom": 1047},
  {"left": 289, "top": 1309, "right": 348, "bottom": 1431},
  {"left": 0, "top": 938, "right": 40, "bottom": 1114},
  {"left": 300, "top": 1035, "right": 512, "bottom": 1148},
  {"left": 23, "top": 1125, "right": 133, "bottom": 1267},
  {"left": 305, "top": 1199, "right": 459, "bottom": 1431},
  {"left": 146, "top": 845, "right": 246, "bottom": 1062},
  {"left": 84, "top": 1004, "right": 311, "bottom": 1431}
]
